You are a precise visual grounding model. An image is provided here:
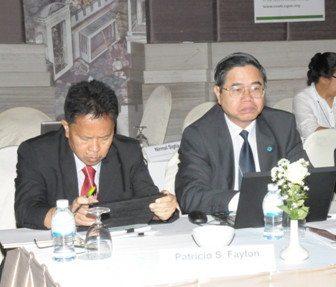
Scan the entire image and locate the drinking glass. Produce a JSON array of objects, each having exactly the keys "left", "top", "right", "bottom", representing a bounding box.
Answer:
[
  {"left": 84, "top": 207, "right": 112, "bottom": 260},
  {"left": 135, "top": 125, "right": 149, "bottom": 147}
]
